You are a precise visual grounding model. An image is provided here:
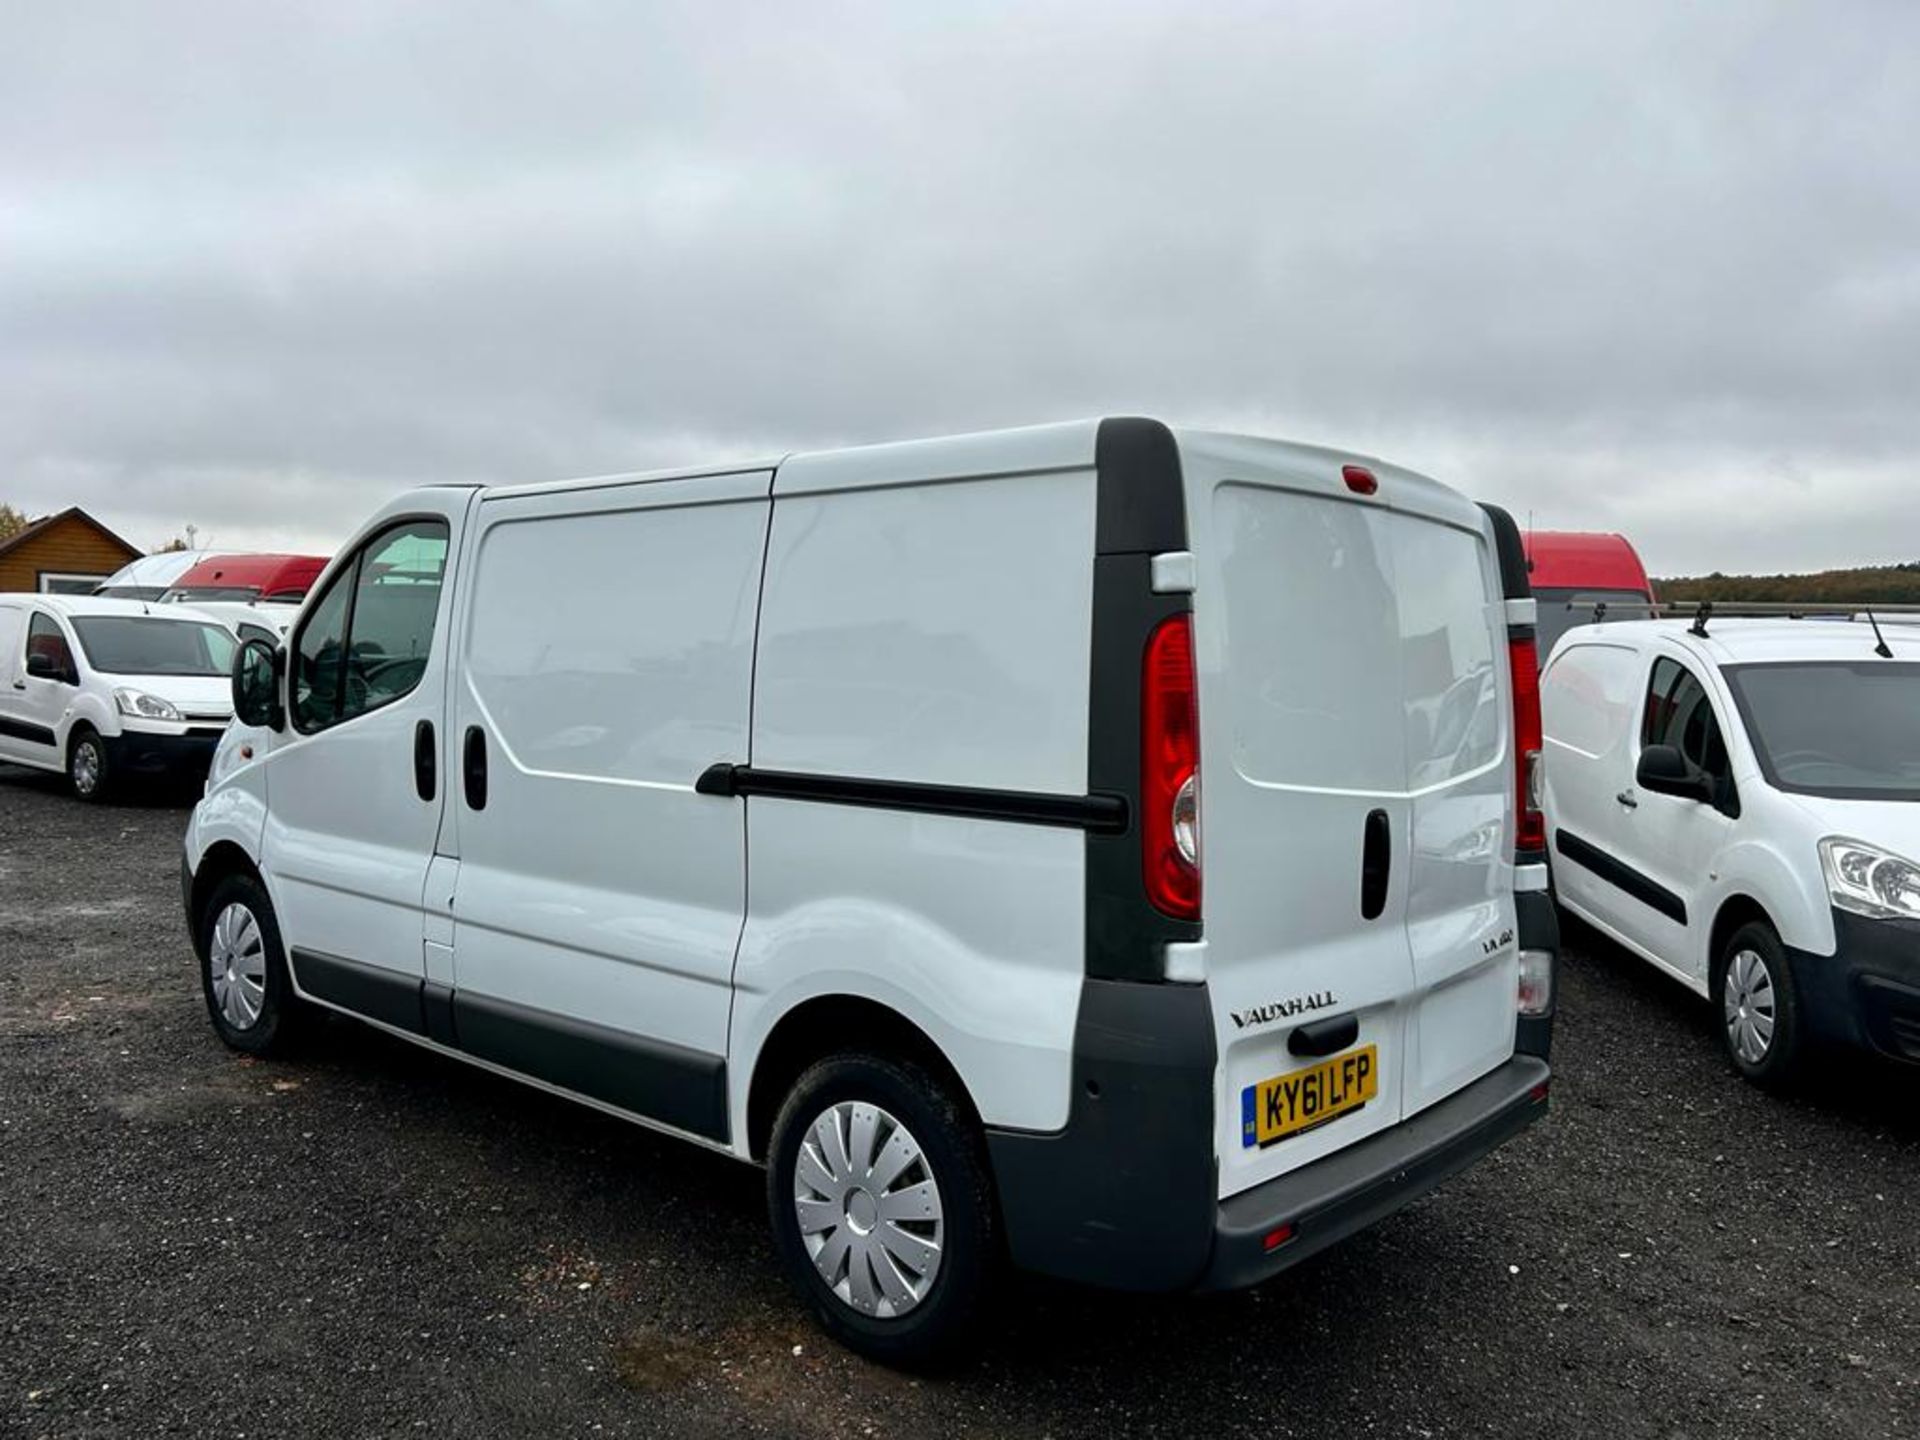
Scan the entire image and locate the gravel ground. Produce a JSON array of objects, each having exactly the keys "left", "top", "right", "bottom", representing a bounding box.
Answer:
[{"left": 2, "top": 764, "right": 1917, "bottom": 1440}]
